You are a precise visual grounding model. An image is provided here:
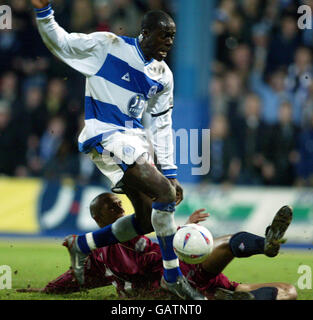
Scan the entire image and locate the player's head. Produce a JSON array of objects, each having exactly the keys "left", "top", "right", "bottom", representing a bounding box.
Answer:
[
  {"left": 90, "top": 193, "right": 124, "bottom": 228},
  {"left": 139, "top": 10, "right": 176, "bottom": 62}
]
